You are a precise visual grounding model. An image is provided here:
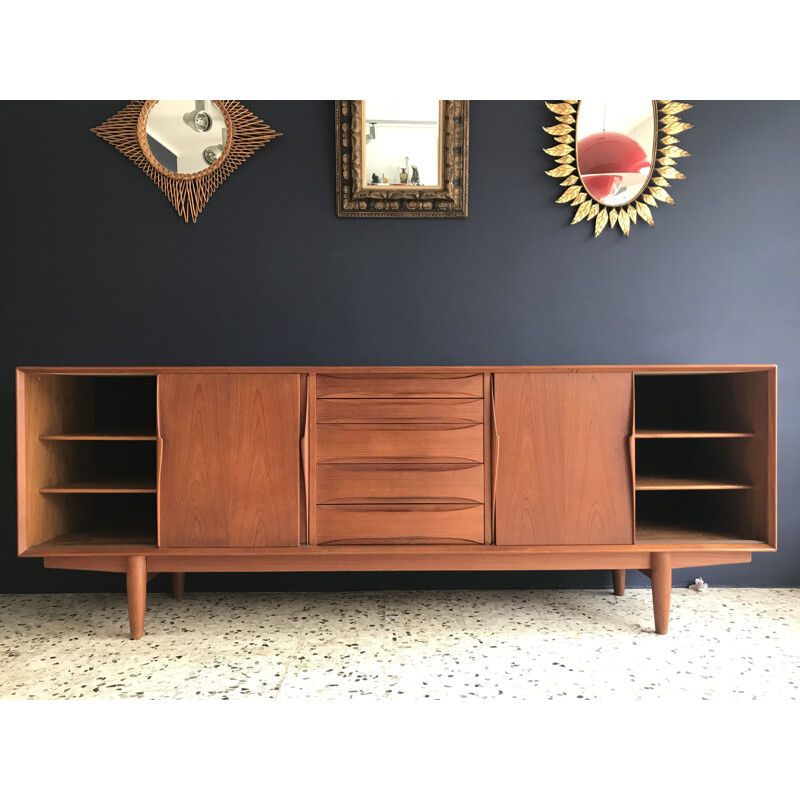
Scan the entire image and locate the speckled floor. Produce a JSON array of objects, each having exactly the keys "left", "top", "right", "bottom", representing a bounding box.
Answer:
[{"left": 1, "top": 588, "right": 798, "bottom": 699}]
